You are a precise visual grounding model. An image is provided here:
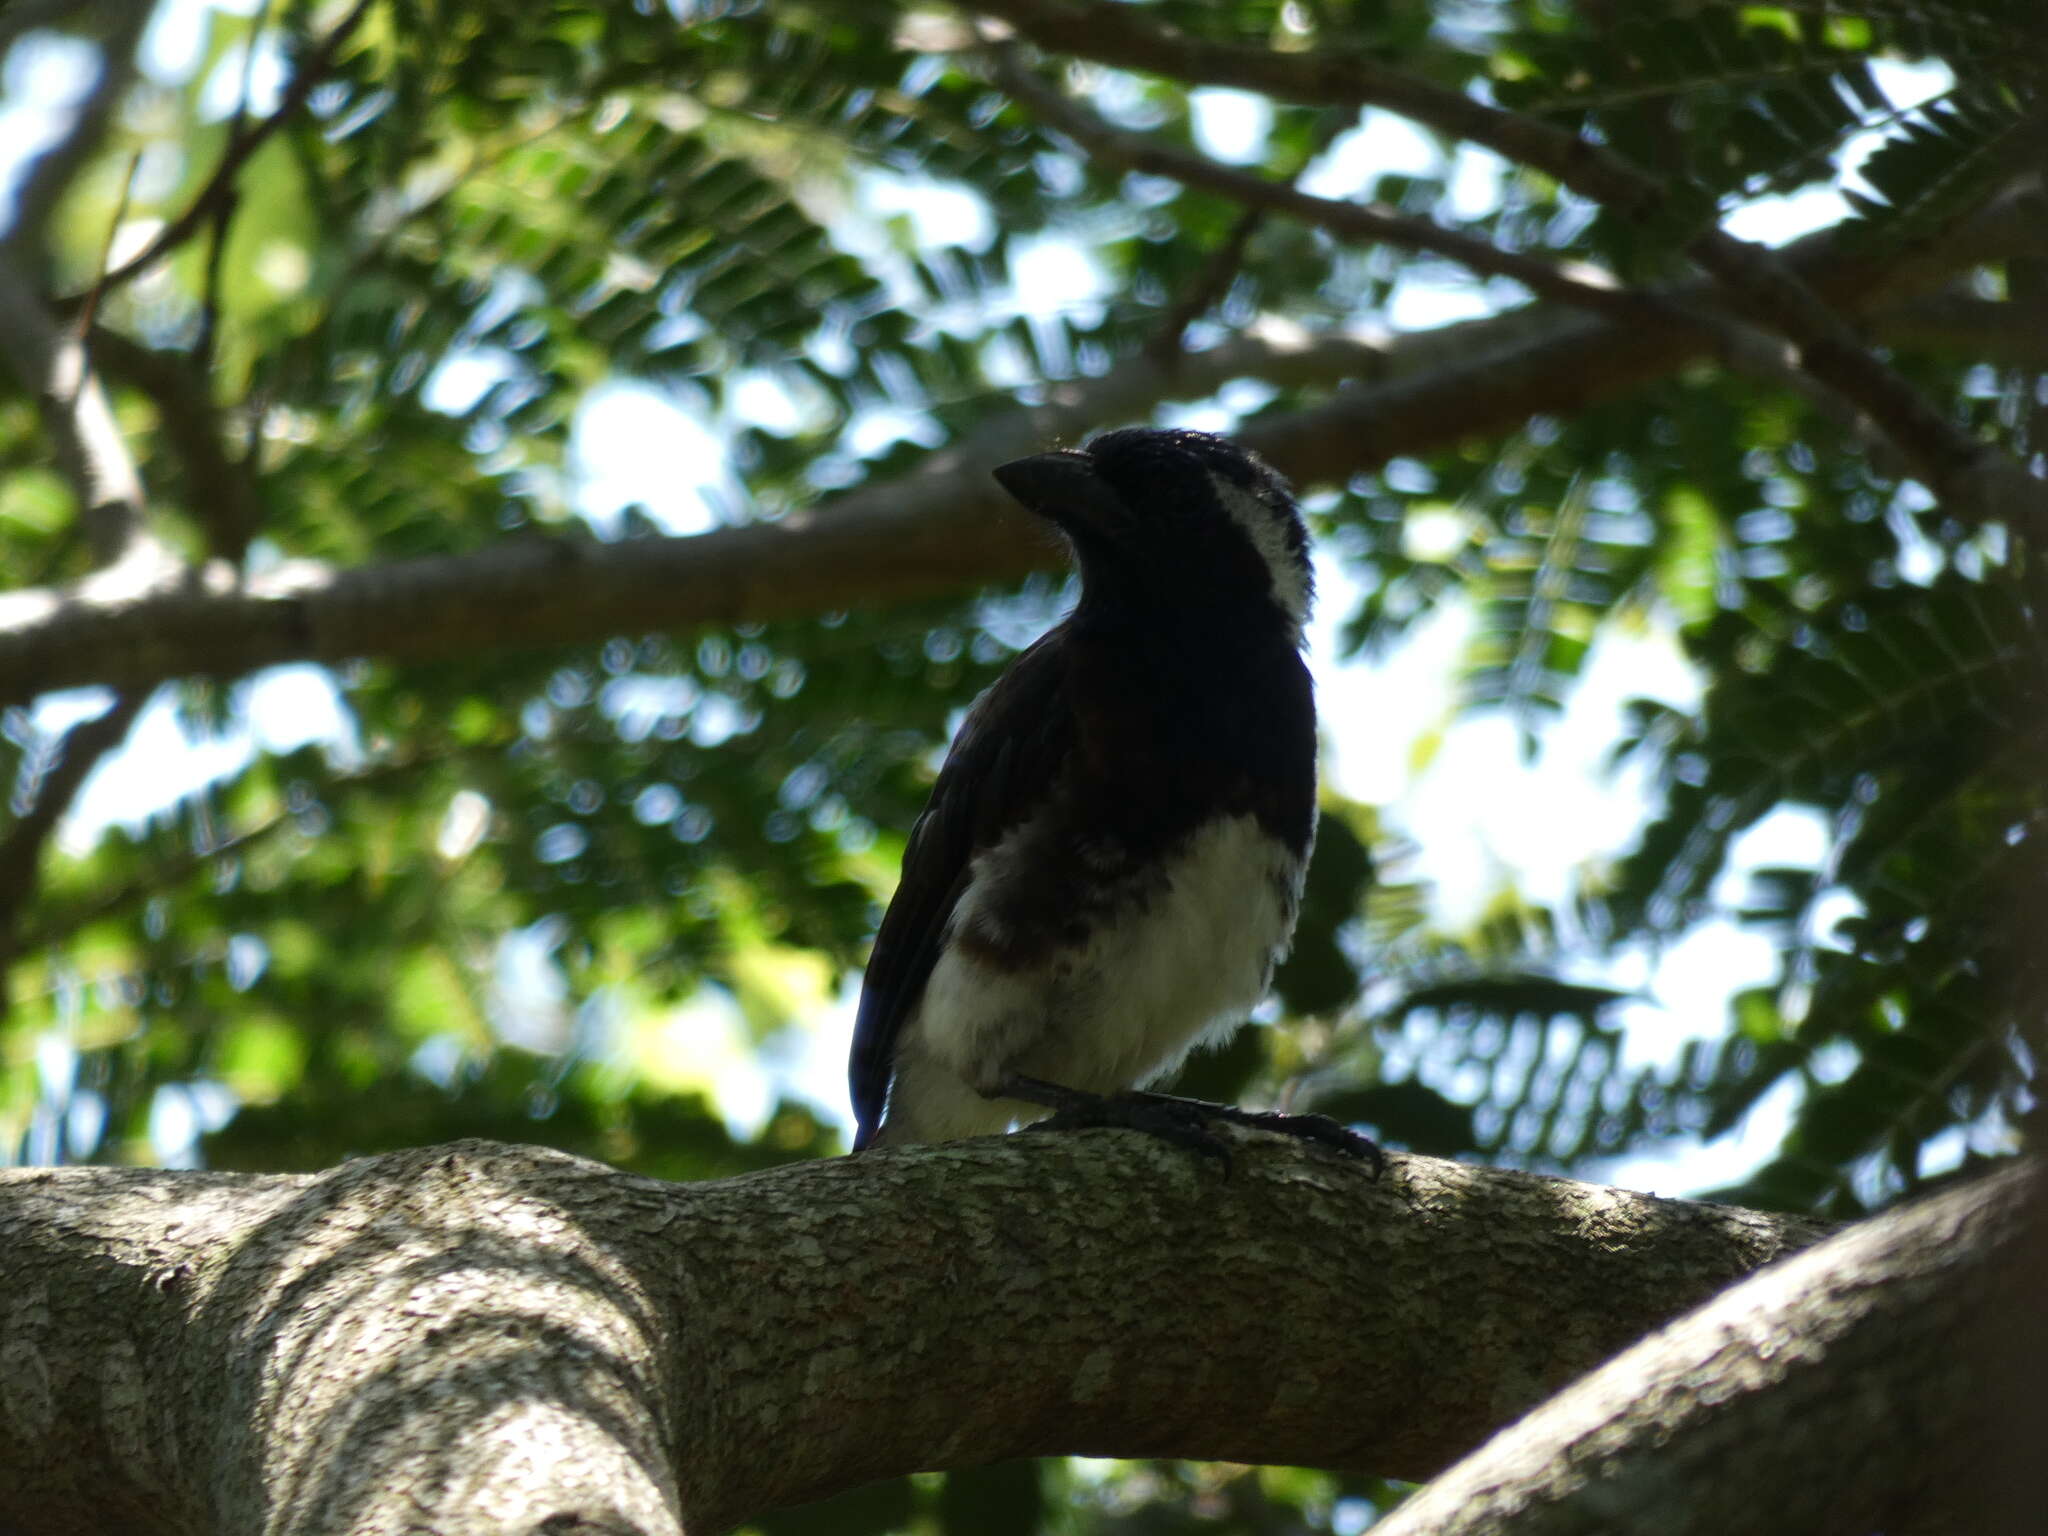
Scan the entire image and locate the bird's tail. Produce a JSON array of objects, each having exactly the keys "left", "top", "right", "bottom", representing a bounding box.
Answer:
[
  {"left": 852, "top": 1058, "right": 1025, "bottom": 1150},
  {"left": 853, "top": 1112, "right": 941, "bottom": 1150}
]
